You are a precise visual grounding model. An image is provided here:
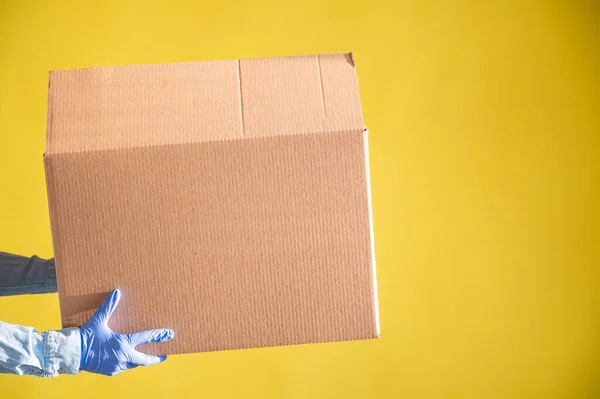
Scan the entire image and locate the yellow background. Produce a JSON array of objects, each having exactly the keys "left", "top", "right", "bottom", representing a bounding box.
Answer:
[{"left": 0, "top": 0, "right": 598, "bottom": 398}]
